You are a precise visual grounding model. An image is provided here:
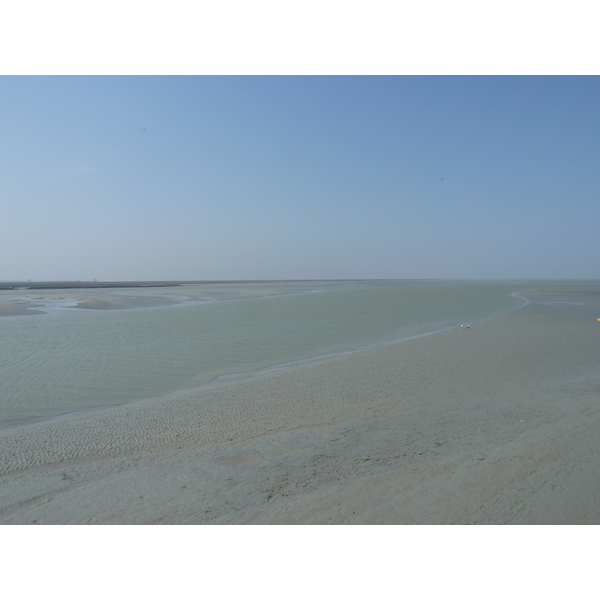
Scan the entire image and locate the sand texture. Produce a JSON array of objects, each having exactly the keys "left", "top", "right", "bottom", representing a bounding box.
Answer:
[{"left": 1, "top": 290, "right": 600, "bottom": 524}]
